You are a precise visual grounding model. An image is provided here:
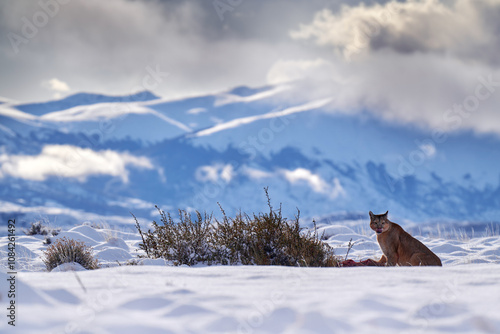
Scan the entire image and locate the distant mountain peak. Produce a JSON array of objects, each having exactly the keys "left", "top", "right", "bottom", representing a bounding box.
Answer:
[
  {"left": 13, "top": 90, "right": 160, "bottom": 116},
  {"left": 227, "top": 85, "right": 273, "bottom": 97},
  {"left": 65, "top": 90, "right": 159, "bottom": 102}
]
